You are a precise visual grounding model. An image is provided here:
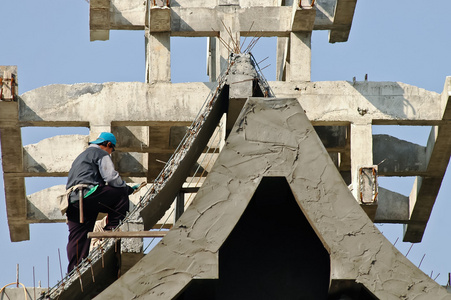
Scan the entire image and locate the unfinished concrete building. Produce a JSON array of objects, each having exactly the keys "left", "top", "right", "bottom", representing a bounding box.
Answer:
[{"left": 2, "top": 0, "right": 451, "bottom": 299}]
